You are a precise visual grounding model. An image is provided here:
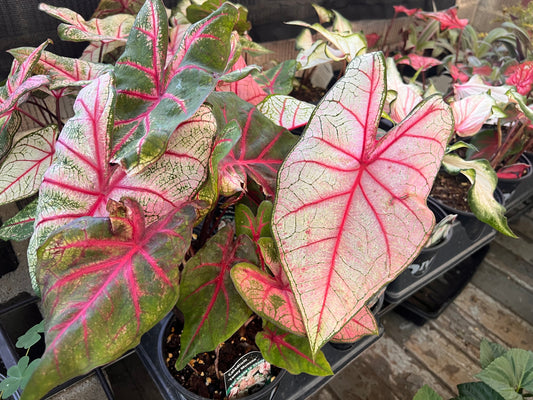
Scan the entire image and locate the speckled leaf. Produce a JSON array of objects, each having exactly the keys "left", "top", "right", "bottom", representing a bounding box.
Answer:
[
  {"left": 38, "top": 4, "right": 134, "bottom": 44},
  {"left": 329, "top": 306, "right": 378, "bottom": 343},
  {"left": 257, "top": 95, "right": 315, "bottom": 130},
  {"left": 273, "top": 52, "right": 453, "bottom": 353},
  {"left": 207, "top": 92, "right": 299, "bottom": 197},
  {"left": 112, "top": 0, "right": 239, "bottom": 173},
  {"left": 92, "top": 0, "right": 145, "bottom": 18},
  {"left": 28, "top": 73, "right": 216, "bottom": 288},
  {"left": 0, "top": 125, "right": 57, "bottom": 205},
  {"left": 0, "top": 198, "right": 37, "bottom": 241},
  {"left": 174, "top": 225, "right": 257, "bottom": 370},
  {"left": 20, "top": 199, "right": 196, "bottom": 400},
  {"left": 253, "top": 60, "right": 297, "bottom": 96},
  {"left": 442, "top": 154, "right": 516, "bottom": 237},
  {"left": 8, "top": 47, "right": 112, "bottom": 90},
  {"left": 255, "top": 322, "right": 332, "bottom": 376}
]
